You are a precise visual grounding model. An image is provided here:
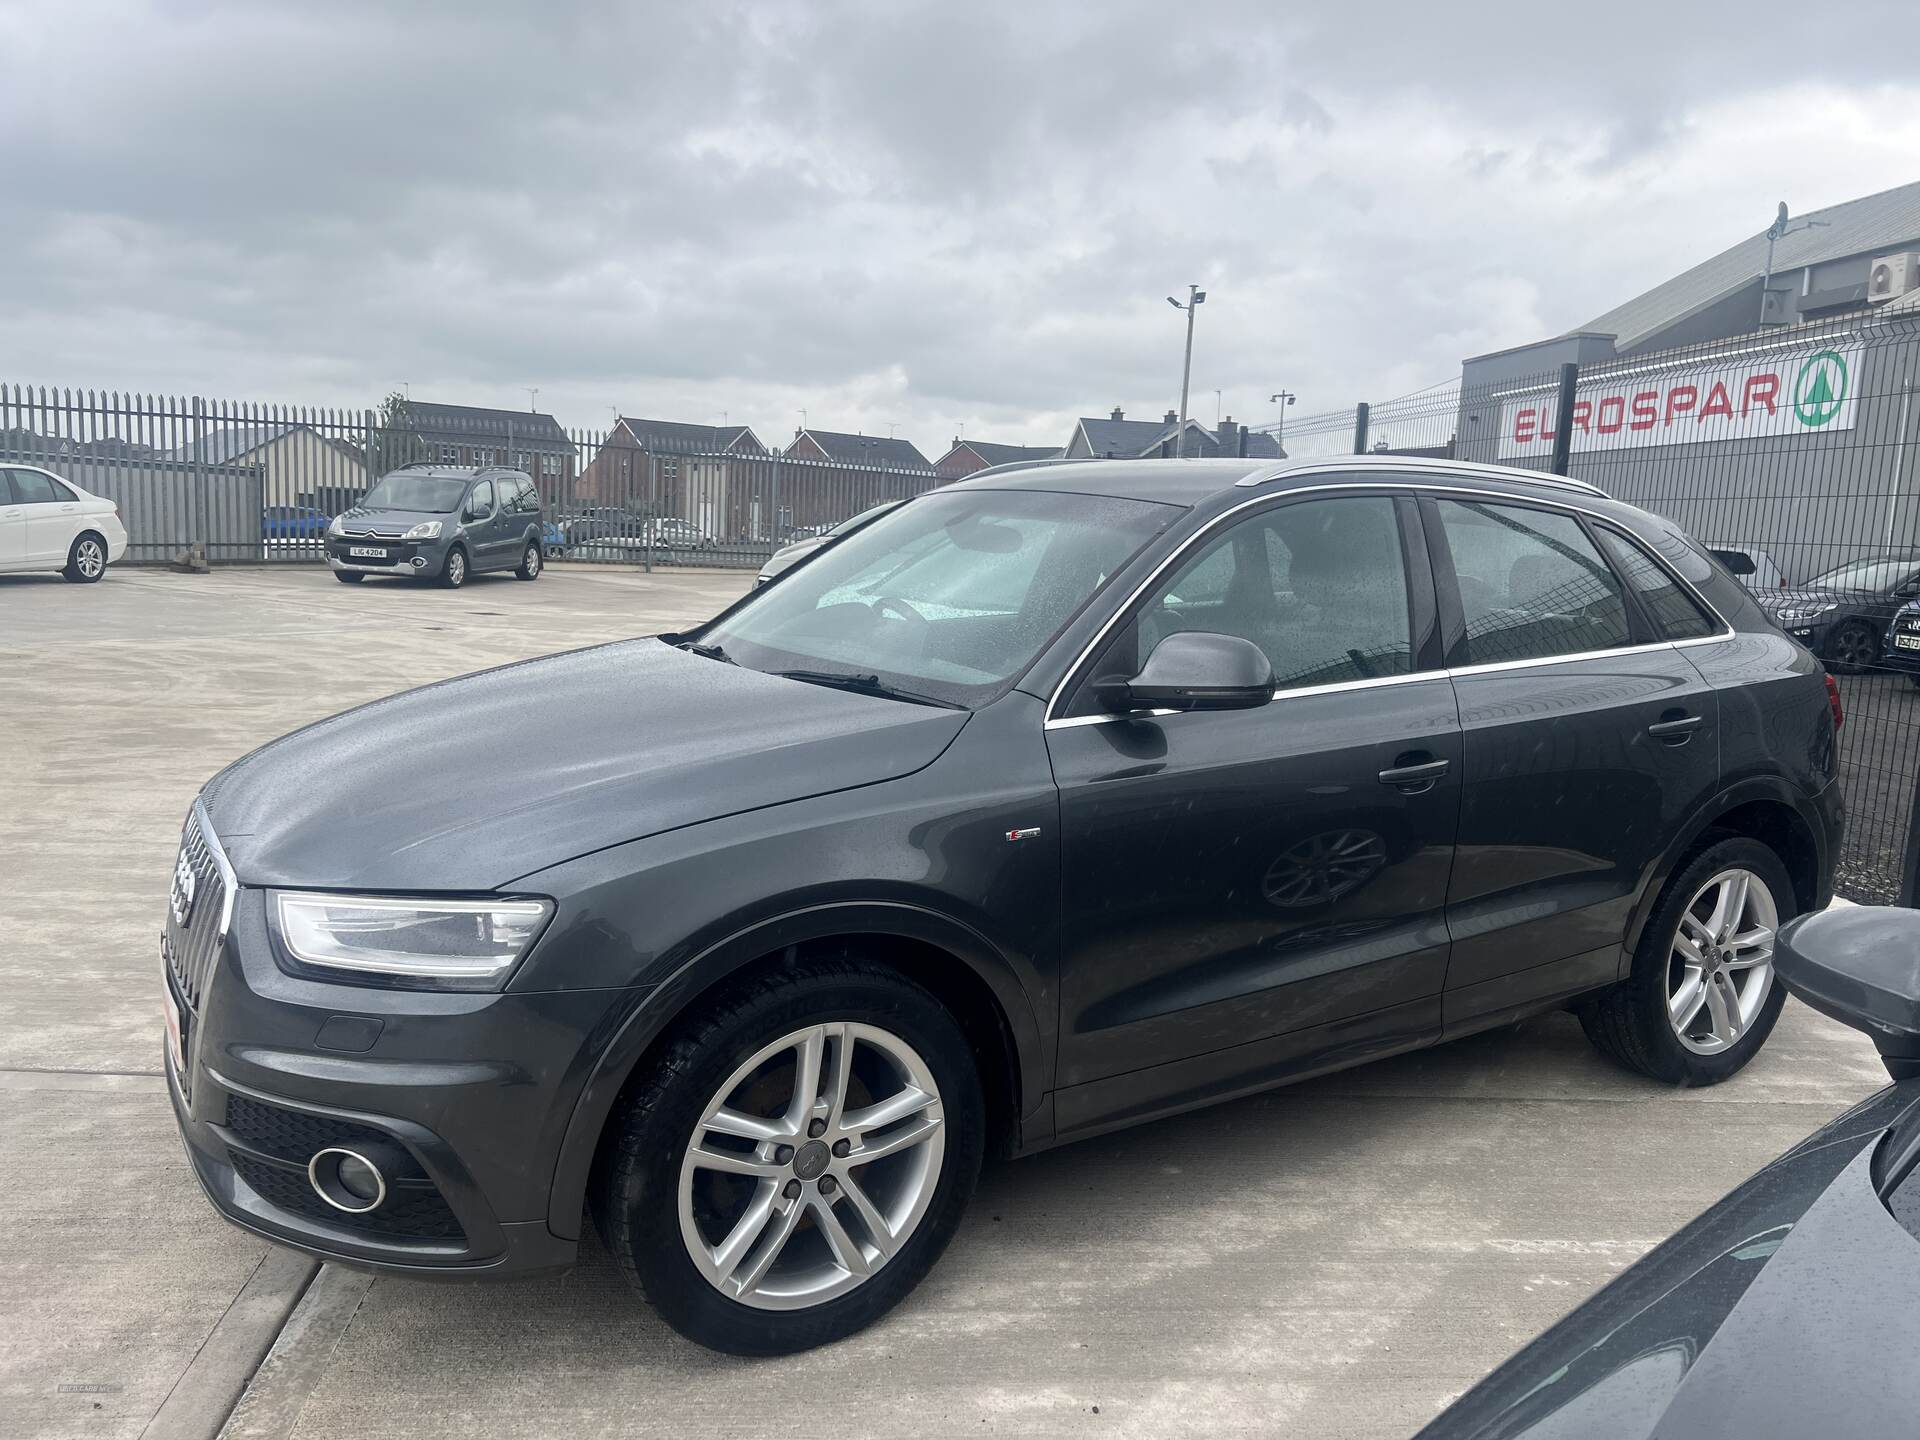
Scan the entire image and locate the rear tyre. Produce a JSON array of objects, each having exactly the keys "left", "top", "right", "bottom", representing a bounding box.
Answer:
[
  {"left": 333, "top": 570, "right": 365, "bottom": 584},
  {"left": 515, "top": 541, "right": 541, "bottom": 581},
  {"left": 62, "top": 533, "right": 108, "bottom": 583},
  {"left": 1579, "top": 837, "right": 1794, "bottom": 1086},
  {"left": 591, "top": 956, "right": 984, "bottom": 1355},
  {"left": 440, "top": 546, "right": 468, "bottom": 589}
]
